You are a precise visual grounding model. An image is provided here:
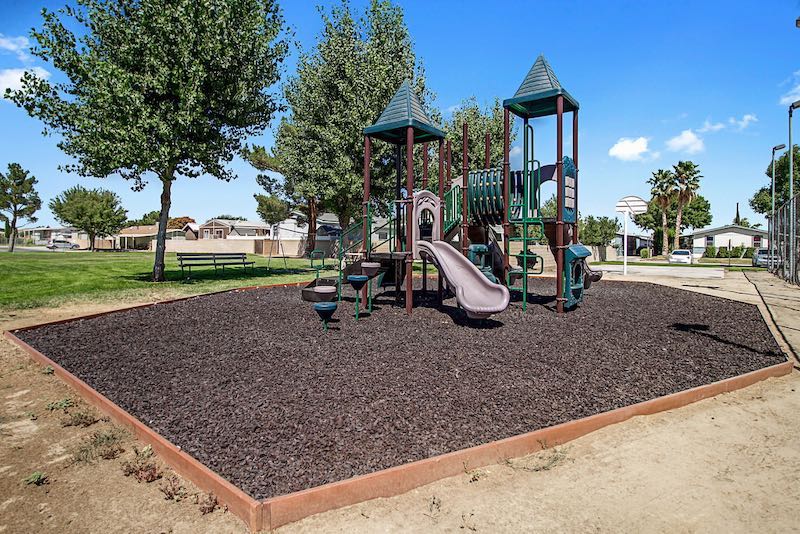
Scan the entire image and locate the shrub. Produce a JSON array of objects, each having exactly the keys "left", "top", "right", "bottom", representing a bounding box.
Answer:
[
  {"left": 197, "top": 492, "right": 219, "bottom": 515},
  {"left": 716, "top": 247, "right": 729, "bottom": 258},
  {"left": 159, "top": 473, "right": 187, "bottom": 501},
  {"left": 743, "top": 247, "right": 755, "bottom": 258},
  {"left": 731, "top": 245, "right": 744, "bottom": 258},
  {"left": 704, "top": 246, "right": 716, "bottom": 258},
  {"left": 639, "top": 248, "right": 650, "bottom": 259},
  {"left": 121, "top": 445, "right": 162, "bottom": 483}
]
